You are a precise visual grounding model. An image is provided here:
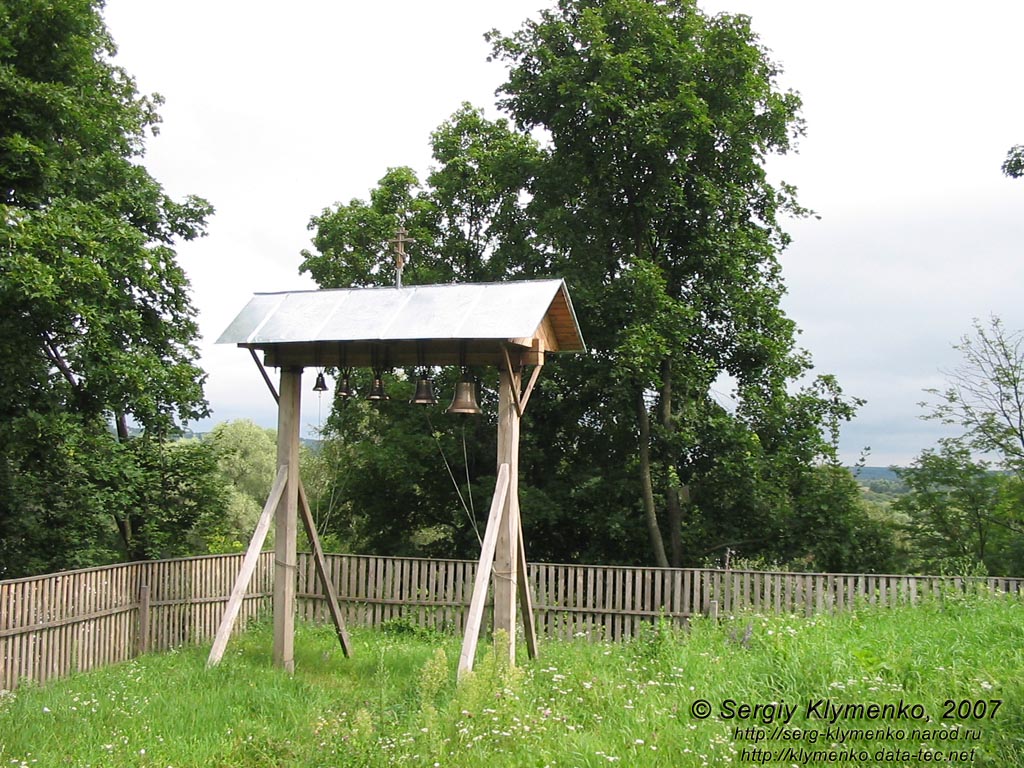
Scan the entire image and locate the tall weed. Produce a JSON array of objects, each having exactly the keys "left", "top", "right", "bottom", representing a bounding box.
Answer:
[{"left": 0, "top": 598, "right": 1021, "bottom": 766}]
